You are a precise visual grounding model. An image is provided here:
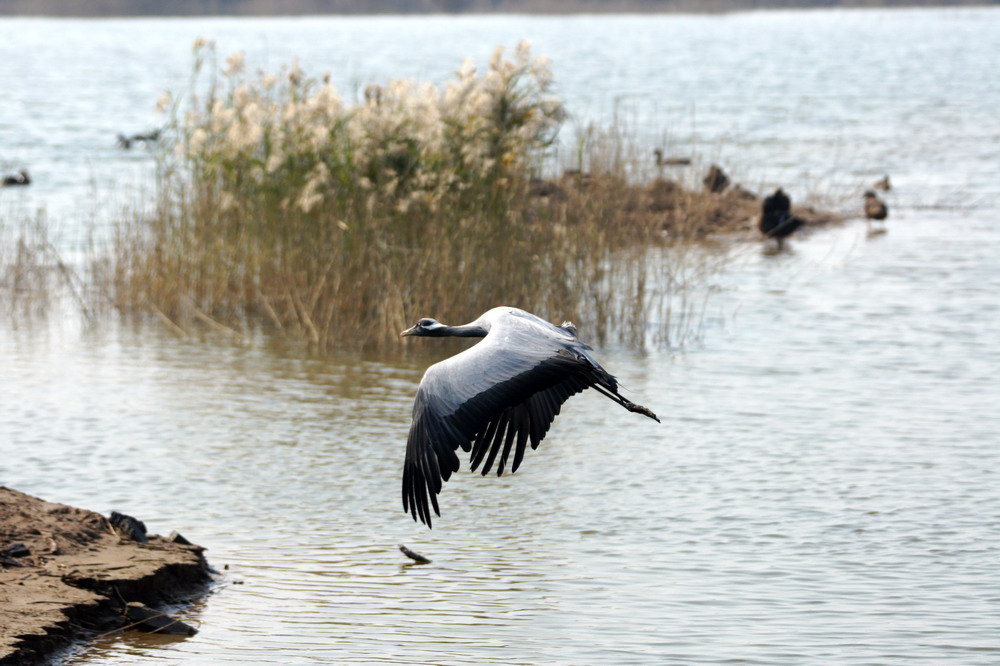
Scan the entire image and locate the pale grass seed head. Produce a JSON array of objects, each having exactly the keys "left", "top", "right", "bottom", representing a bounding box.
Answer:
[
  {"left": 224, "top": 51, "right": 246, "bottom": 77},
  {"left": 188, "top": 128, "right": 208, "bottom": 155},
  {"left": 173, "top": 42, "right": 564, "bottom": 215},
  {"left": 156, "top": 91, "right": 173, "bottom": 113}
]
